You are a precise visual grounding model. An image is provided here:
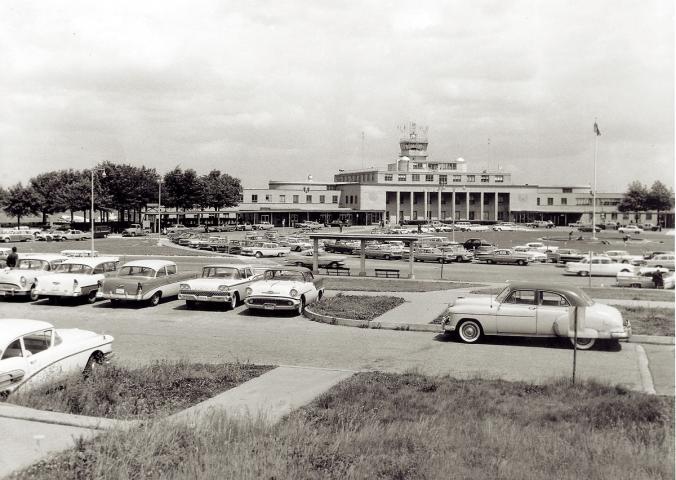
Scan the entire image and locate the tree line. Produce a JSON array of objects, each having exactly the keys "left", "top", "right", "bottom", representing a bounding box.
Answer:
[
  {"left": 618, "top": 180, "right": 674, "bottom": 225},
  {"left": 0, "top": 163, "right": 242, "bottom": 227}
]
